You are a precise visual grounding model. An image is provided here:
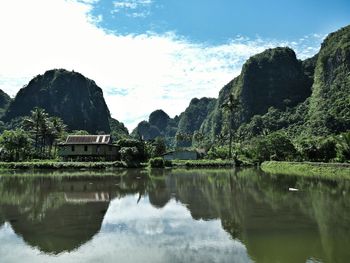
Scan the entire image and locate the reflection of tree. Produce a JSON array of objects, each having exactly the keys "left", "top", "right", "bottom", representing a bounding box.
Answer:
[
  {"left": 162, "top": 169, "right": 350, "bottom": 263},
  {"left": 0, "top": 169, "right": 350, "bottom": 262}
]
